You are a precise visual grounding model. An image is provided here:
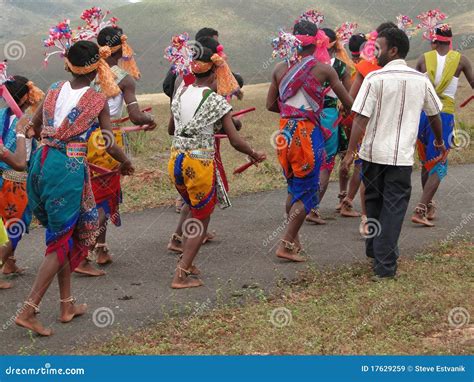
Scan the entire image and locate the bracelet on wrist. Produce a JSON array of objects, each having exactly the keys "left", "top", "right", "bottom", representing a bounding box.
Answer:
[
  {"left": 16, "top": 133, "right": 26, "bottom": 139},
  {"left": 433, "top": 139, "right": 445, "bottom": 149}
]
